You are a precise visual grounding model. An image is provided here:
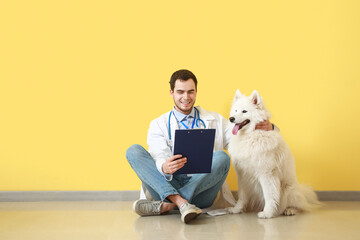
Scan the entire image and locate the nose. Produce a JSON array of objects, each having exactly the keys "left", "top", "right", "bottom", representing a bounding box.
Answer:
[{"left": 229, "top": 117, "right": 235, "bottom": 123}]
